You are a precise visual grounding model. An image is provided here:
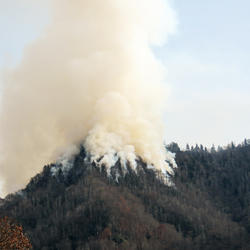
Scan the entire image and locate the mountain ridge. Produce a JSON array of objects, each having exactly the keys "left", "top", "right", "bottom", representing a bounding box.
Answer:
[{"left": 1, "top": 142, "right": 250, "bottom": 249}]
